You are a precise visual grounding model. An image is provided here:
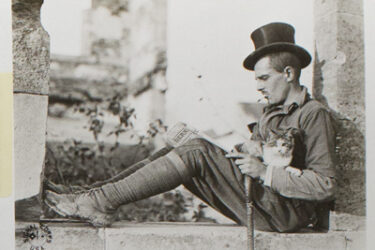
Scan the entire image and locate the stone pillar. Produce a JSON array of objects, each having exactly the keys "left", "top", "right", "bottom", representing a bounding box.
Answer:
[
  {"left": 82, "top": 0, "right": 167, "bottom": 83},
  {"left": 80, "top": 0, "right": 167, "bottom": 130},
  {"left": 12, "top": 0, "right": 49, "bottom": 201},
  {"left": 313, "top": 0, "right": 365, "bottom": 215}
]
